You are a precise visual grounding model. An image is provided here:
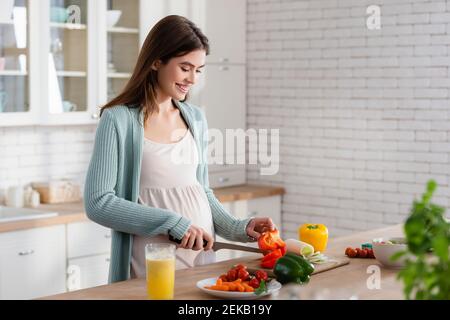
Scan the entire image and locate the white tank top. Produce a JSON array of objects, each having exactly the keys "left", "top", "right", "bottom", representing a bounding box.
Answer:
[{"left": 130, "top": 129, "right": 216, "bottom": 278}]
